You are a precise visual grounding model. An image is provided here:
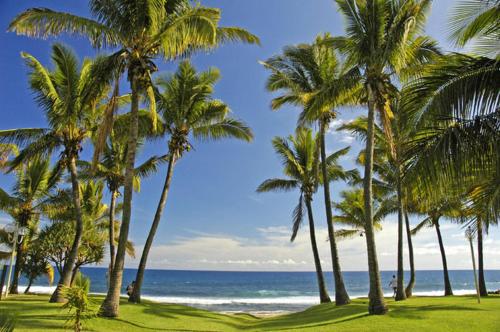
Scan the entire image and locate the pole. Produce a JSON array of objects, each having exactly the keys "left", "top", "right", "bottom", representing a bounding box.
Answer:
[
  {"left": 0, "top": 264, "right": 7, "bottom": 300},
  {"left": 468, "top": 236, "right": 480, "bottom": 304},
  {"left": 4, "top": 228, "right": 18, "bottom": 298}
]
